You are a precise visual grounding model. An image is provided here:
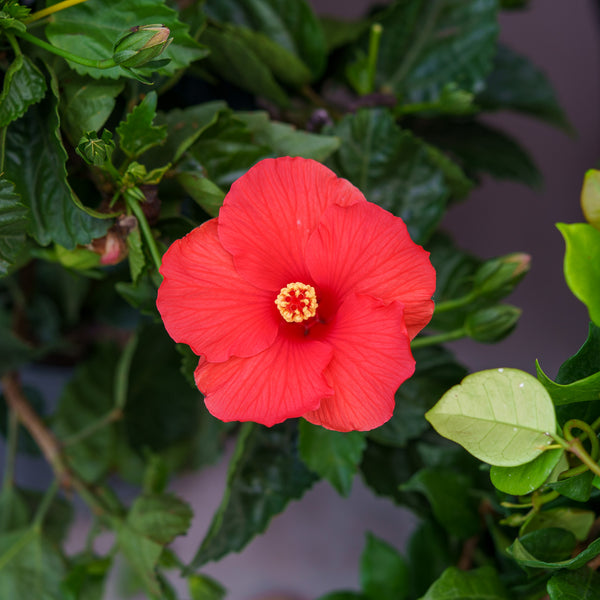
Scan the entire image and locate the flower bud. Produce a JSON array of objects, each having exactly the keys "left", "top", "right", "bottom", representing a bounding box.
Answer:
[
  {"left": 472, "top": 253, "right": 531, "bottom": 300},
  {"left": 113, "top": 24, "right": 172, "bottom": 68},
  {"left": 465, "top": 305, "right": 521, "bottom": 343}
]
